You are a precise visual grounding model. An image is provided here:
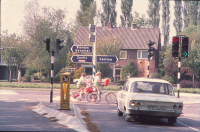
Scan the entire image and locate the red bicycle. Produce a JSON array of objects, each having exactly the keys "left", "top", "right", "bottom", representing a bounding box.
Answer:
[{"left": 70, "top": 84, "right": 98, "bottom": 103}]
